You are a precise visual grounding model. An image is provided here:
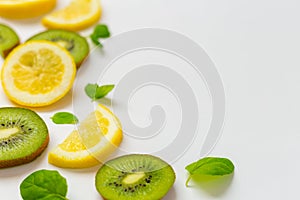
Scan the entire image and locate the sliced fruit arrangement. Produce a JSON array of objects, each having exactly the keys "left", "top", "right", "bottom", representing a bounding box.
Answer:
[
  {"left": 0, "top": 0, "right": 56, "bottom": 19},
  {"left": 42, "top": 0, "right": 102, "bottom": 31},
  {"left": 0, "top": 24, "right": 19, "bottom": 58},
  {"left": 28, "top": 29, "right": 89, "bottom": 68},
  {"left": 1, "top": 41, "right": 76, "bottom": 107},
  {"left": 0, "top": 107, "right": 49, "bottom": 168},
  {"left": 95, "top": 154, "right": 176, "bottom": 200},
  {"left": 48, "top": 104, "right": 122, "bottom": 168}
]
